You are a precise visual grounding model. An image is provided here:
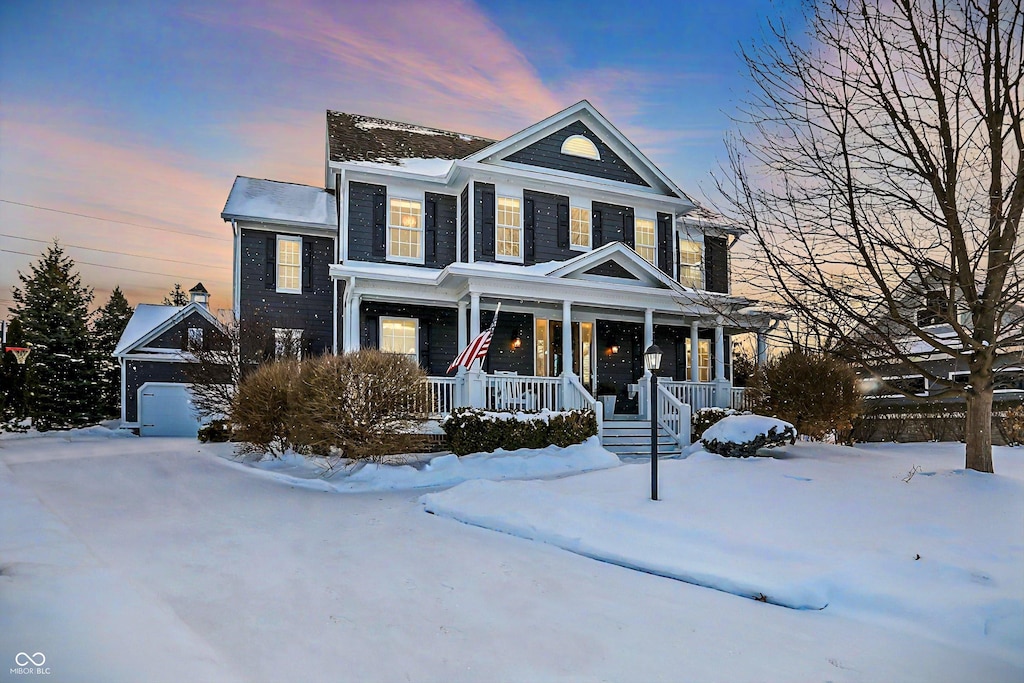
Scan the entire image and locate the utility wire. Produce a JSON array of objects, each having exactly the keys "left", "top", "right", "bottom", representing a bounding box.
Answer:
[
  {"left": 0, "top": 199, "right": 230, "bottom": 242},
  {"left": 0, "top": 233, "right": 228, "bottom": 270},
  {"left": 0, "top": 247, "right": 220, "bottom": 280}
]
